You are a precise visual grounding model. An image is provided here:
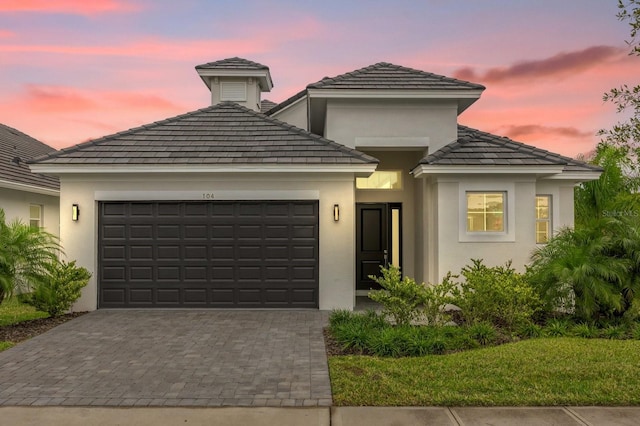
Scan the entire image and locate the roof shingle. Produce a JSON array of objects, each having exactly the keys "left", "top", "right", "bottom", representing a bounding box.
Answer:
[
  {"left": 32, "top": 103, "right": 378, "bottom": 166},
  {"left": 195, "top": 57, "right": 269, "bottom": 71},
  {"left": 419, "top": 125, "right": 601, "bottom": 173},
  {"left": 0, "top": 124, "right": 59, "bottom": 190},
  {"left": 307, "top": 62, "right": 485, "bottom": 91}
]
